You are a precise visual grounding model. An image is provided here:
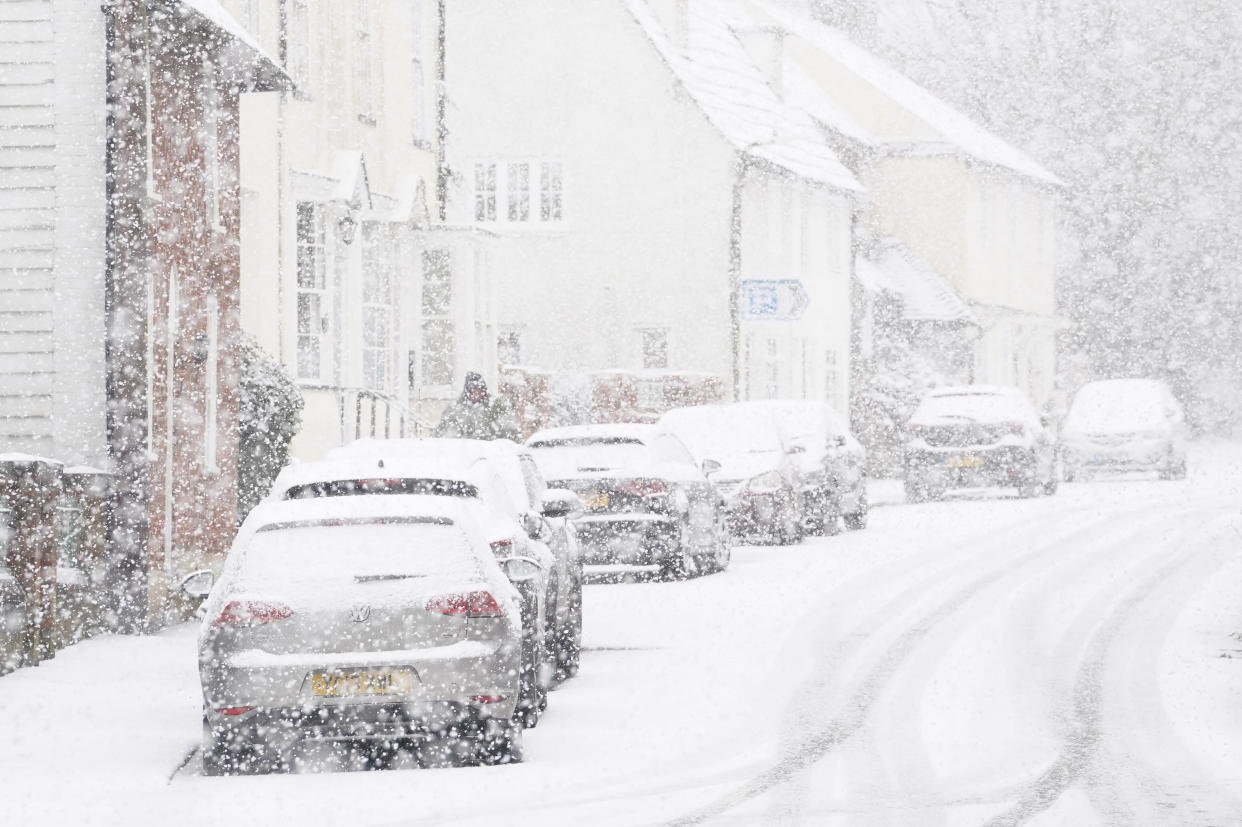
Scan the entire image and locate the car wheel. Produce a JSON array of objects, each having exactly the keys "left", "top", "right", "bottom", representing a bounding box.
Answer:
[
  {"left": 515, "top": 631, "right": 547, "bottom": 729},
  {"left": 1063, "top": 463, "right": 1076, "bottom": 483},
  {"left": 1044, "top": 474, "right": 1059, "bottom": 496},
  {"left": 202, "top": 721, "right": 278, "bottom": 776},
  {"left": 904, "top": 480, "right": 925, "bottom": 504},
  {"left": 476, "top": 718, "right": 524, "bottom": 766},
  {"left": 780, "top": 504, "right": 805, "bottom": 545},
  {"left": 843, "top": 491, "right": 868, "bottom": 531},
  {"left": 1018, "top": 478, "right": 1041, "bottom": 498}
]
